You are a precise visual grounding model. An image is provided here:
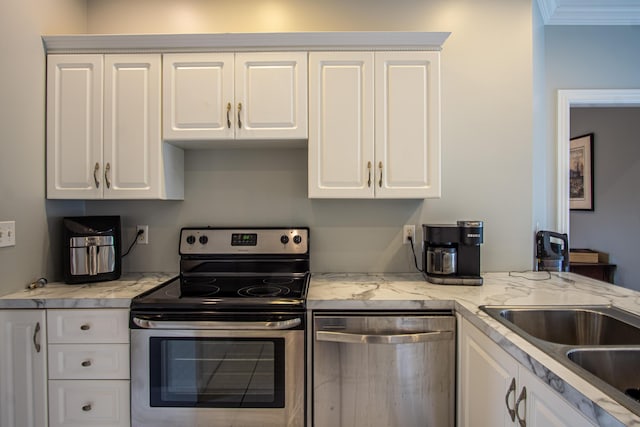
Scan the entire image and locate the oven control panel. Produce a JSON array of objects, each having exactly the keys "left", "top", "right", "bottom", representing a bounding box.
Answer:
[{"left": 180, "top": 228, "right": 309, "bottom": 255}]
